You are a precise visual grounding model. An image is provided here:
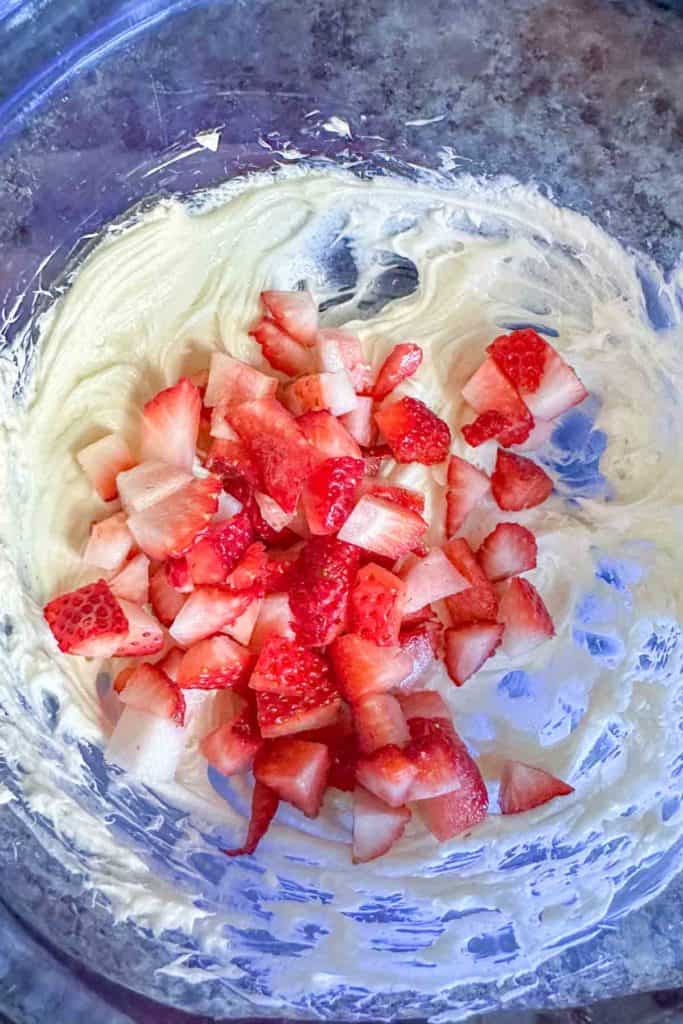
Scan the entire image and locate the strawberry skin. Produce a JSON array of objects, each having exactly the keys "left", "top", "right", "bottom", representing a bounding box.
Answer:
[
  {"left": 260, "top": 290, "right": 318, "bottom": 346},
  {"left": 491, "top": 450, "right": 553, "bottom": 511},
  {"left": 417, "top": 729, "right": 489, "bottom": 840},
  {"left": 288, "top": 537, "right": 360, "bottom": 647},
  {"left": 177, "top": 634, "right": 253, "bottom": 690},
  {"left": 373, "top": 343, "right": 423, "bottom": 401},
  {"left": 128, "top": 476, "right": 220, "bottom": 561},
  {"left": 477, "top": 522, "right": 537, "bottom": 581},
  {"left": 361, "top": 480, "right": 425, "bottom": 515},
  {"left": 329, "top": 633, "right": 412, "bottom": 702},
  {"left": 487, "top": 329, "right": 547, "bottom": 392},
  {"left": 256, "top": 682, "right": 342, "bottom": 739},
  {"left": 77, "top": 433, "right": 134, "bottom": 502},
  {"left": 114, "top": 599, "right": 165, "bottom": 657},
  {"left": 375, "top": 396, "right": 451, "bottom": 465},
  {"left": 149, "top": 565, "right": 186, "bottom": 627},
  {"left": 117, "top": 662, "right": 186, "bottom": 725},
  {"left": 348, "top": 562, "right": 406, "bottom": 646},
  {"left": 338, "top": 495, "right": 428, "bottom": 560},
  {"left": 499, "top": 759, "right": 573, "bottom": 814},
  {"left": 496, "top": 577, "right": 555, "bottom": 656},
  {"left": 44, "top": 579, "right": 129, "bottom": 657},
  {"left": 225, "top": 781, "right": 279, "bottom": 856},
  {"left": 200, "top": 708, "right": 263, "bottom": 774},
  {"left": 249, "top": 636, "right": 332, "bottom": 695},
  {"left": 186, "top": 511, "right": 253, "bottom": 585},
  {"left": 445, "top": 455, "right": 490, "bottom": 535},
  {"left": 254, "top": 738, "right": 331, "bottom": 817},
  {"left": 444, "top": 623, "right": 504, "bottom": 685},
  {"left": 352, "top": 787, "right": 411, "bottom": 863},
  {"left": 140, "top": 377, "right": 201, "bottom": 473},
  {"left": 443, "top": 537, "right": 499, "bottom": 626},
  {"left": 302, "top": 457, "right": 364, "bottom": 535}
]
